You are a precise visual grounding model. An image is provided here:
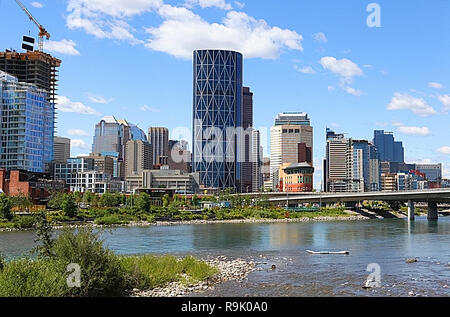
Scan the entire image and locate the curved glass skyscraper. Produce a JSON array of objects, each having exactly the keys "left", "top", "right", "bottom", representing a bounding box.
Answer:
[{"left": 192, "top": 49, "right": 243, "bottom": 190}]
